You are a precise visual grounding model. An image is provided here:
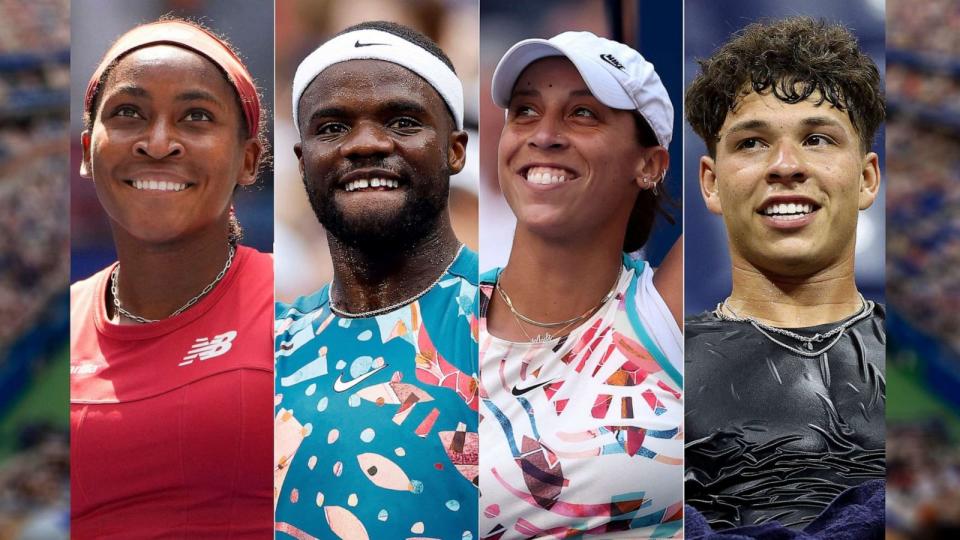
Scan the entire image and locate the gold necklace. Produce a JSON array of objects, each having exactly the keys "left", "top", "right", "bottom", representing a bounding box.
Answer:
[{"left": 495, "top": 264, "right": 623, "bottom": 343}]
